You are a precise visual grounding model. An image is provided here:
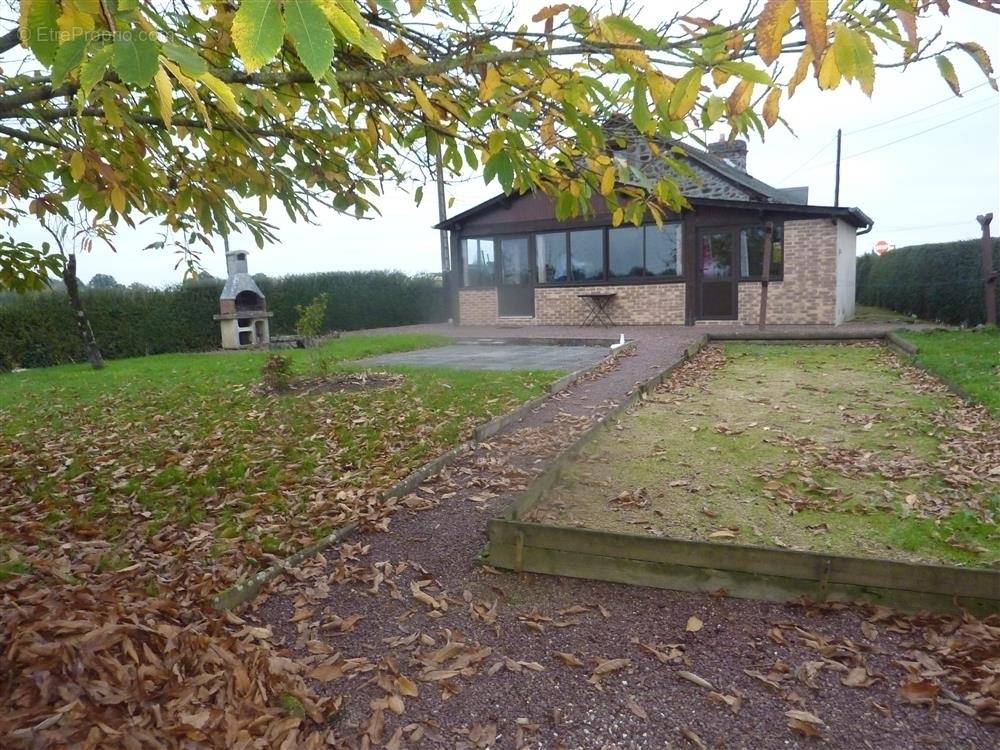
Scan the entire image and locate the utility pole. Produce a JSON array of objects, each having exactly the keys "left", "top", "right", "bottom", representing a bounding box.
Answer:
[
  {"left": 834, "top": 128, "right": 842, "bottom": 207},
  {"left": 977, "top": 213, "right": 996, "bottom": 326},
  {"left": 434, "top": 142, "right": 449, "bottom": 276}
]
